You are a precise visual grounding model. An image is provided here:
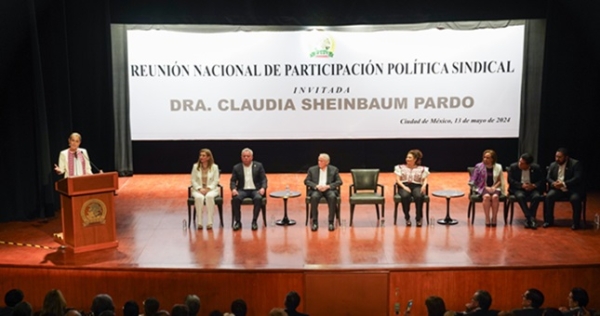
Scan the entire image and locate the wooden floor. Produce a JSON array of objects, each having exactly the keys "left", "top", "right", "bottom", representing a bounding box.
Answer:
[
  {"left": 1, "top": 172, "right": 598, "bottom": 269},
  {"left": 1, "top": 172, "right": 599, "bottom": 315}
]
